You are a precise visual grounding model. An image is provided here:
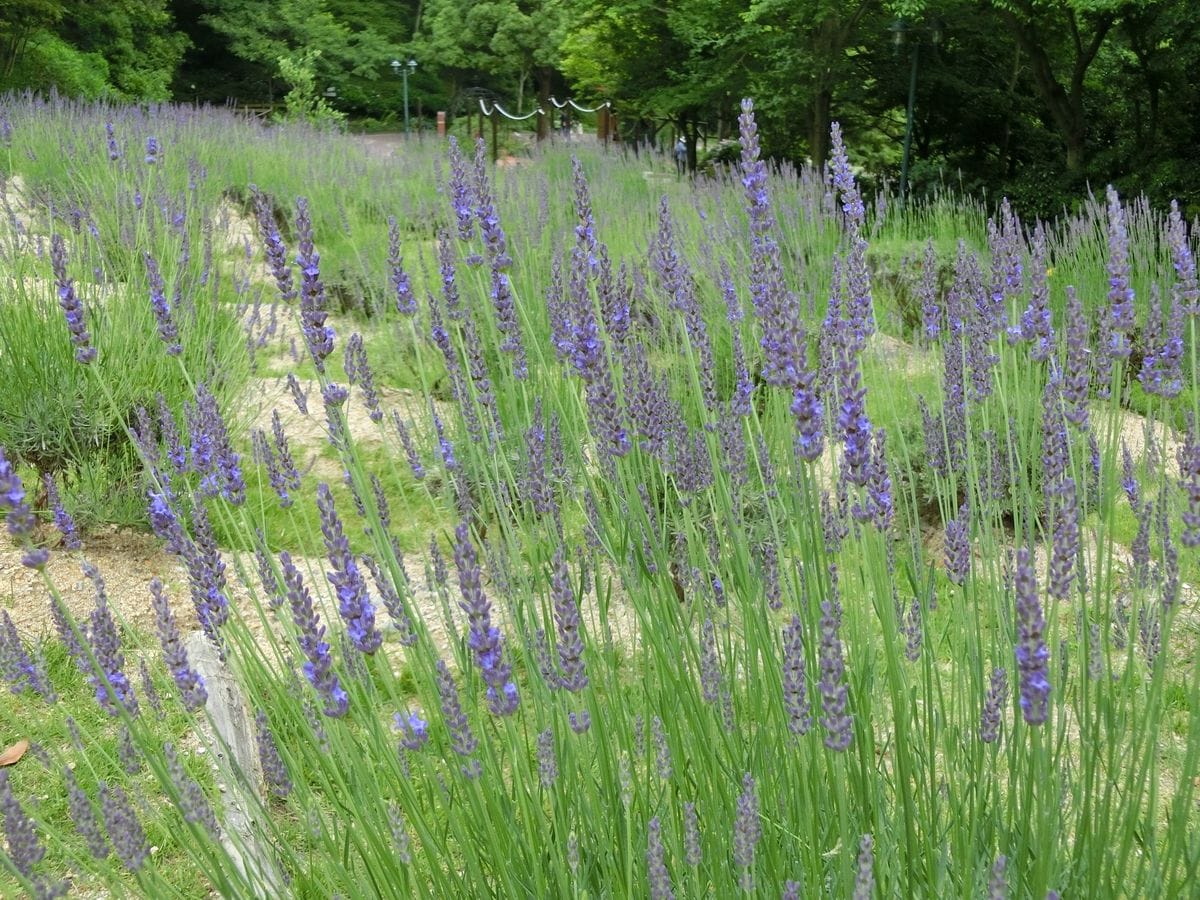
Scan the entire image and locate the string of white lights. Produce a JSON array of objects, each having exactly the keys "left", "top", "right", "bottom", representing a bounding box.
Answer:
[
  {"left": 477, "top": 97, "right": 612, "bottom": 119},
  {"left": 477, "top": 99, "right": 545, "bottom": 121},
  {"left": 548, "top": 96, "right": 611, "bottom": 113}
]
